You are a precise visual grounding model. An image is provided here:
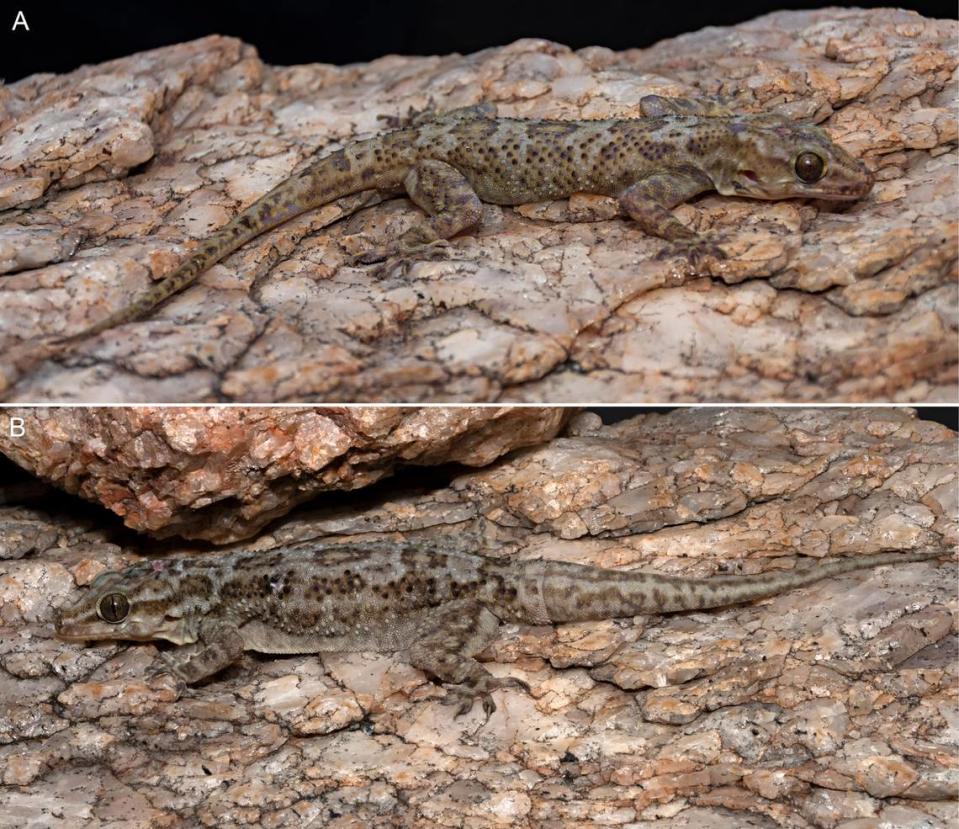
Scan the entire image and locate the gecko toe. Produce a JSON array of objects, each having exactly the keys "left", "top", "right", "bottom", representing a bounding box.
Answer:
[
  {"left": 352, "top": 247, "right": 391, "bottom": 266},
  {"left": 493, "top": 676, "right": 531, "bottom": 695},
  {"left": 442, "top": 673, "right": 529, "bottom": 719},
  {"left": 355, "top": 239, "right": 453, "bottom": 275},
  {"left": 481, "top": 694, "right": 497, "bottom": 718},
  {"left": 372, "top": 257, "right": 415, "bottom": 280},
  {"left": 448, "top": 690, "right": 495, "bottom": 721},
  {"left": 445, "top": 687, "right": 478, "bottom": 718},
  {"left": 146, "top": 665, "right": 186, "bottom": 699}
]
